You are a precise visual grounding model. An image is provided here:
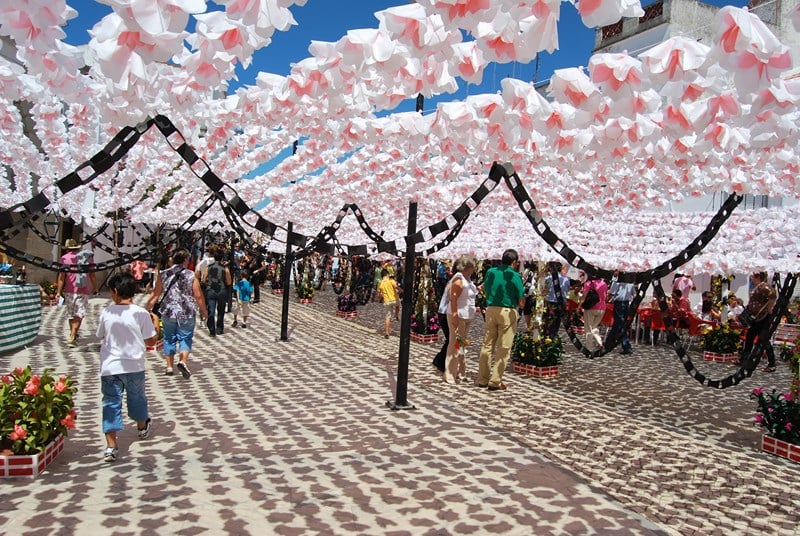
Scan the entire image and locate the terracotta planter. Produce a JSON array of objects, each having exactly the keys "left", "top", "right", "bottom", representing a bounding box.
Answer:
[
  {"left": 512, "top": 361, "right": 559, "bottom": 378},
  {"left": 761, "top": 435, "right": 800, "bottom": 463},
  {"left": 410, "top": 333, "right": 439, "bottom": 344},
  {"left": 298, "top": 298, "right": 312, "bottom": 304},
  {"left": 702, "top": 351, "right": 739, "bottom": 363},
  {"left": 335, "top": 310, "right": 358, "bottom": 318},
  {"left": 0, "top": 434, "right": 65, "bottom": 478}
]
